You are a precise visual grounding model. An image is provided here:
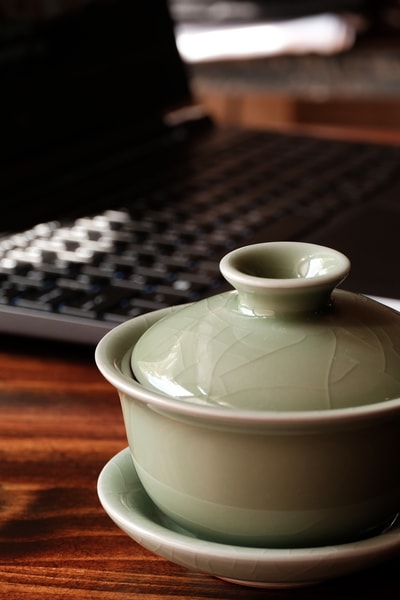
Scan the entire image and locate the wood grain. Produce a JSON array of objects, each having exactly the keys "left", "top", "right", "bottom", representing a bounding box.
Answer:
[{"left": 0, "top": 334, "right": 399, "bottom": 599}]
